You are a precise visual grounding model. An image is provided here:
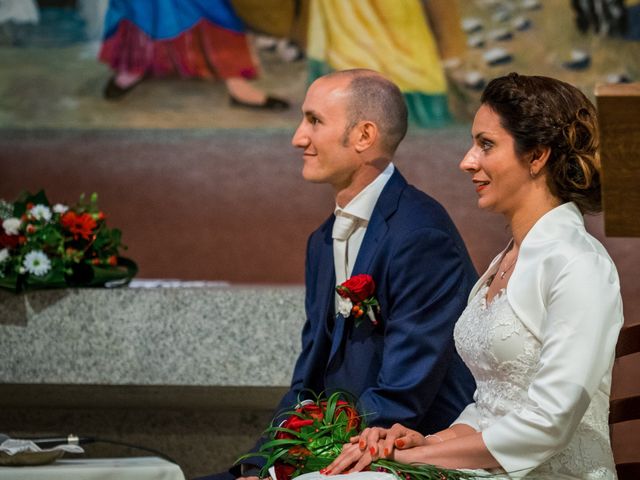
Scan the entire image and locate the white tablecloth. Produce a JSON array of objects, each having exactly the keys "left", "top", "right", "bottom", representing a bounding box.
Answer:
[{"left": 0, "top": 456, "right": 185, "bottom": 480}]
